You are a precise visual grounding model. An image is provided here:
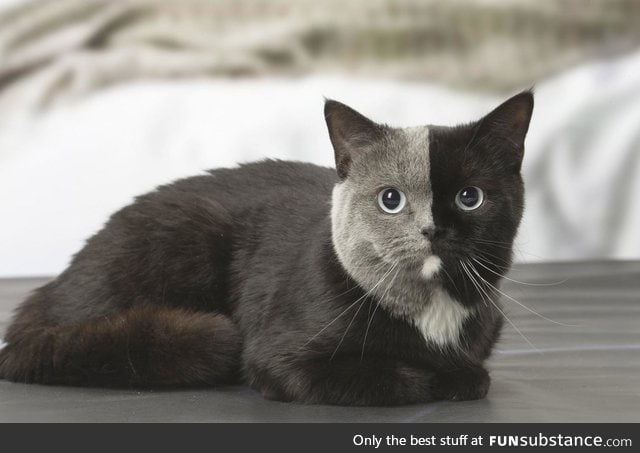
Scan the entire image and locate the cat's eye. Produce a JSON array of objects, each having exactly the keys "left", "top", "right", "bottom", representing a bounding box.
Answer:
[
  {"left": 455, "top": 186, "right": 484, "bottom": 211},
  {"left": 377, "top": 188, "right": 406, "bottom": 214}
]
